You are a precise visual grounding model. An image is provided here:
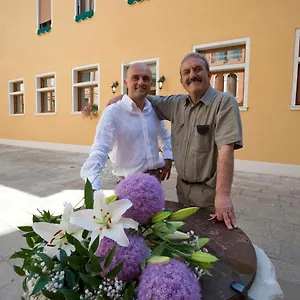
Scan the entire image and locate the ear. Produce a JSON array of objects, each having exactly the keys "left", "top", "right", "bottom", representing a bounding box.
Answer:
[
  {"left": 180, "top": 76, "right": 183, "bottom": 85},
  {"left": 124, "top": 79, "right": 128, "bottom": 86}
]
